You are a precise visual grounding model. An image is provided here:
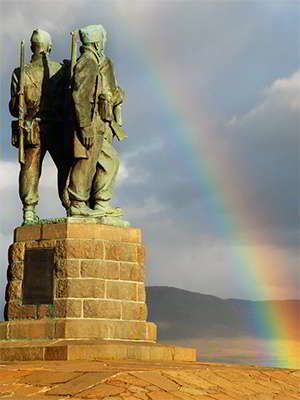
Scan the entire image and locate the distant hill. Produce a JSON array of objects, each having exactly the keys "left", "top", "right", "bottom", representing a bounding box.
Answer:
[{"left": 146, "top": 286, "right": 300, "bottom": 341}]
